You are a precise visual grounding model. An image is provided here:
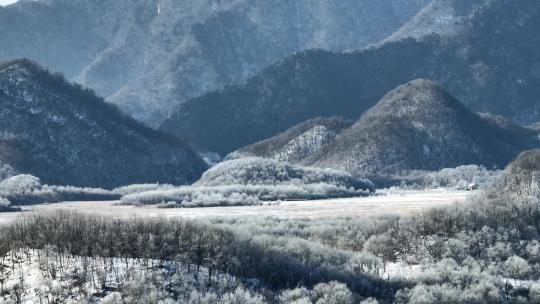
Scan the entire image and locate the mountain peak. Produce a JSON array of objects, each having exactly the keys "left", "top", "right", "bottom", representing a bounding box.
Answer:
[
  {"left": 404, "top": 78, "right": 438, "bottom": 87},
  {"left": 378, "top": 78, "right": 452, "bottom": 105},
  {"left": 362, "top": 79, "right": 465, "bottom": 124},
  {"left": 303, "top": 81, "right": 540, "bottom": 183},
  {"left": 0, "top": 58, "right": 40, "bottom": 73},
  {"left": 0, "top": 58, "right": 60, "bottom": 90}
]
